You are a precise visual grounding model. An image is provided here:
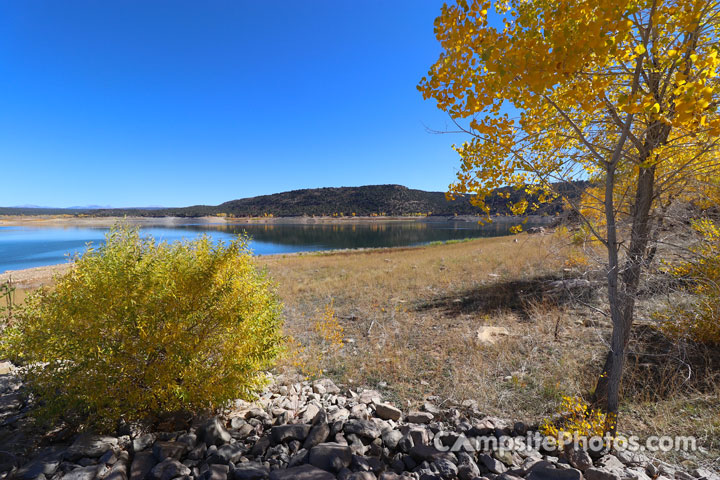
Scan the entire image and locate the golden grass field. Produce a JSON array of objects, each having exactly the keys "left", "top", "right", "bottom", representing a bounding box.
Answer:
[
  {"left": 259, "top": 233, "right": 719, "bottom": 465},
  {"left": 3, "top": 231, "right": 718, "bottom": 464}
]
